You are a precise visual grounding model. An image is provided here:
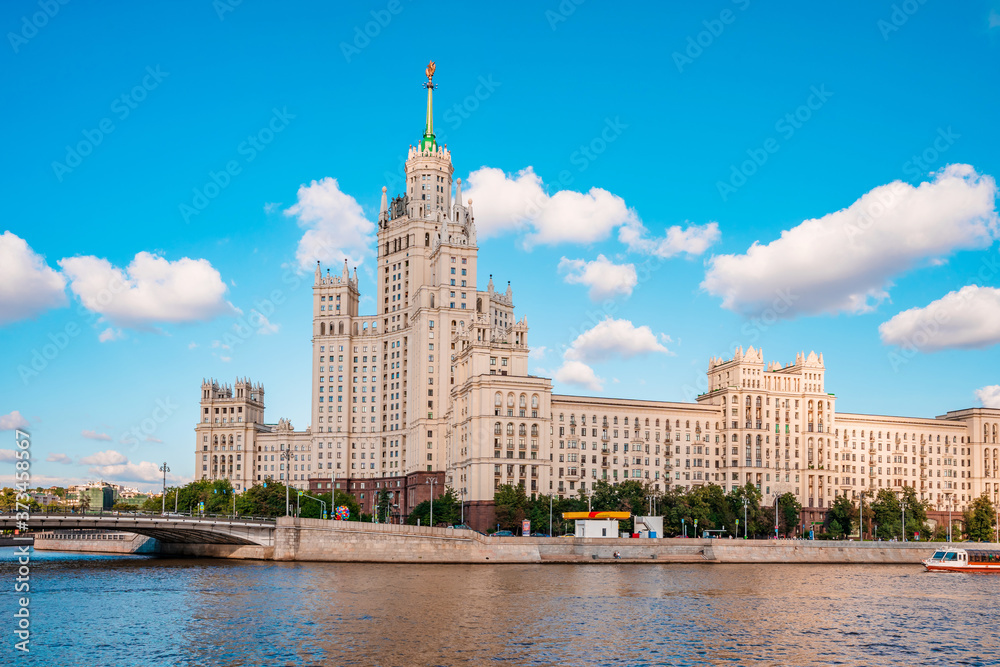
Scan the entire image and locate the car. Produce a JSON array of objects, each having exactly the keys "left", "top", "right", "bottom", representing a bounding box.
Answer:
[
  {"left": 530, "top": 532, "right": 550, "bottom": 537},
  {"left": 493, "top": 530, "right": 514, "bottom": 537}
]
